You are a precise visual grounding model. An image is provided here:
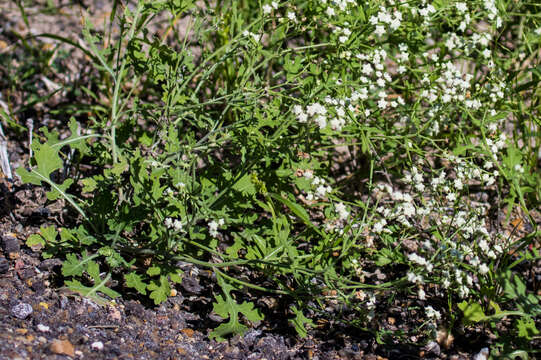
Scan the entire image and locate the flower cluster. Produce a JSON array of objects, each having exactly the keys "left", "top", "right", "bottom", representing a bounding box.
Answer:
[
  {"left": 366, "top": 152, "right": 511, "bottom": 300},
  {"left": 369, "top": 6, "right": 402, "bottom": 37},
  {"left": 165, "top": 217, "right": 184, "bottom": 232},
  {"left": 208, "top": 218, "right": 225, "bottom": 238},
  {"left": 302, "top": 170, "right": 333, "bottom": 201}
]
